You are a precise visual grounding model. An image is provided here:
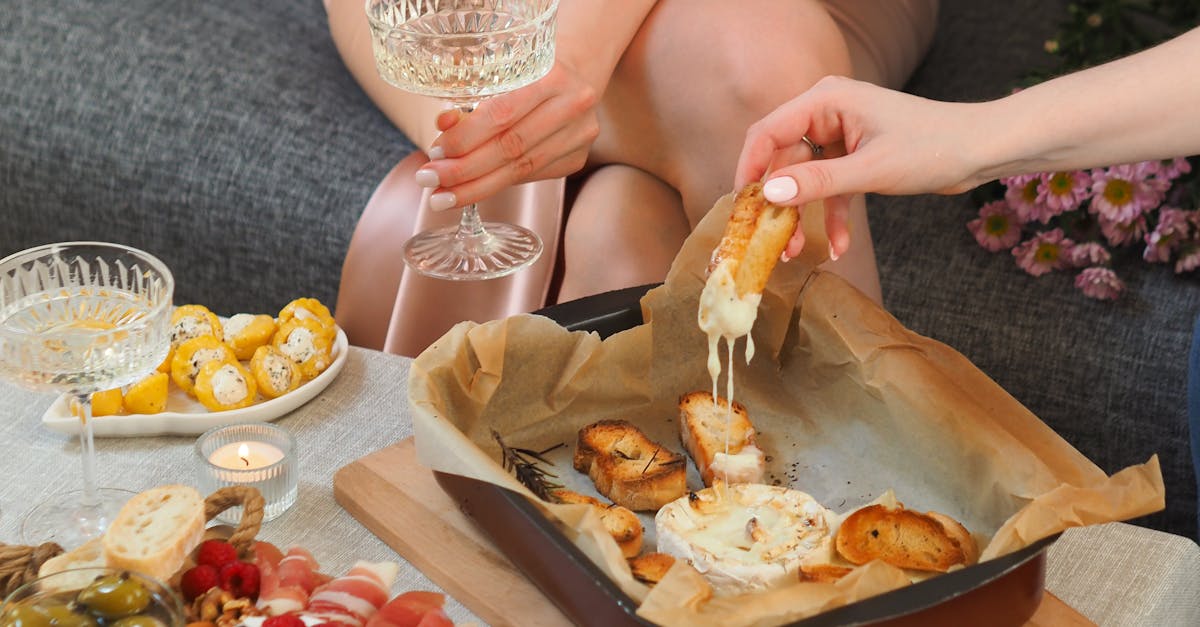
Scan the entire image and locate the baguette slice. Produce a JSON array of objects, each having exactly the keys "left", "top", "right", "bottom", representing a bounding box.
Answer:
[
  {"left": 103, "top": 484, "right": 206, "bottom": 580},
  {"left": 708, "top": 182, "right": 800, "bottom": 298},
  {"left": 678, "top": 391, "right": 766, "bottom": 486},
  {"left": 835, "top": 504, "right": 978, "bottom": 572},
  {"left": 553, "top": 489, "right": 644, "bottom": 558},
  {"left": 573, "top": 420, "right": 687, "bottom": 511},
  {"left": 38, "top": 536, "right": 106, "bottom": 588}
]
